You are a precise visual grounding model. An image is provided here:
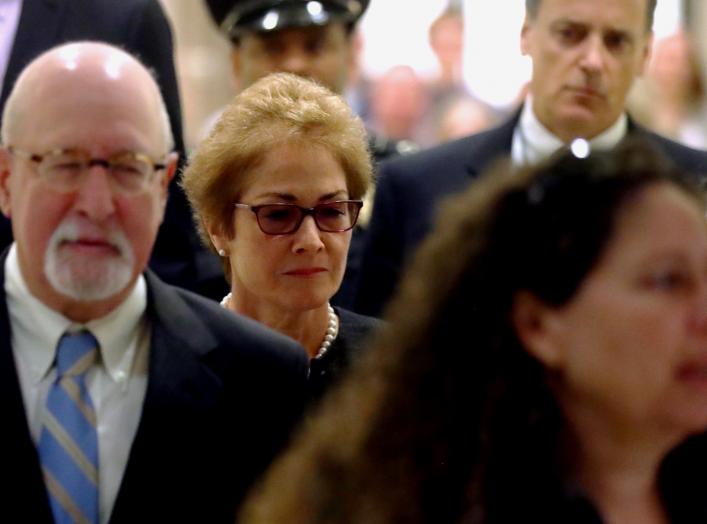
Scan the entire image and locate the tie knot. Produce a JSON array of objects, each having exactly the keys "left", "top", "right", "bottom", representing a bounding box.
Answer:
[{"left": 55, "top": 331, "right": 98, "bottom": 377}]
